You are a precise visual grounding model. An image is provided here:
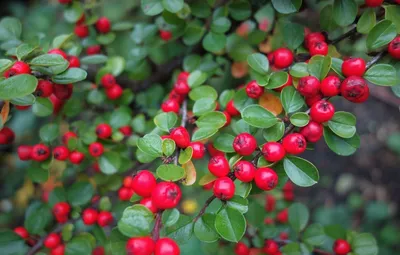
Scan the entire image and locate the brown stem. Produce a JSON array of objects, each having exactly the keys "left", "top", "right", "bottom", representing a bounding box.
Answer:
[
  {"left": 366, "top": 51, "right": 386, "bottom": 69},
  {"left": 151, "top": 211, "right": 163, "bottom": 241},
  {"left": 193, "top": 195, "right": 216, "bottom": 223},
  {"left": 327, "top": 26, "right": 357, "bottom": 45}
]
